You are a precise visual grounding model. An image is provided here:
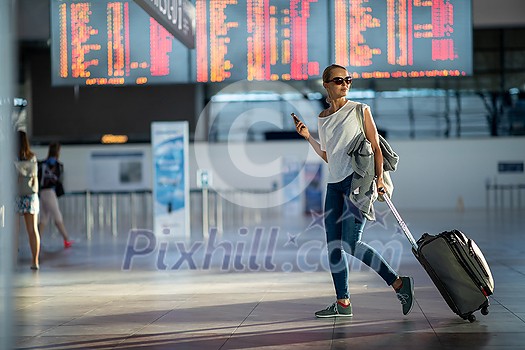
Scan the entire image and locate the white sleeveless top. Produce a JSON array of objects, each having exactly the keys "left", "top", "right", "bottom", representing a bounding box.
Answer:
[{"left": 318, "top": 100, "right": 368, "bottom": 183}]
